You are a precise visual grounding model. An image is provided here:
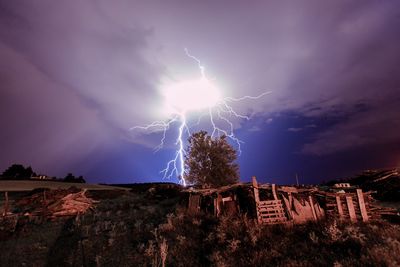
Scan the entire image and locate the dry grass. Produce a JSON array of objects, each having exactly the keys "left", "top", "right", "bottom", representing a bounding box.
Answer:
[
  {"left": 151, "top": 211, "right": 400, "bottom": 266},
  {"left": 1, "top": 188, "right": 400, "bottom": 266},
  {"left": 0, "top": 180, "right": 128, "bottom": 192}
]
